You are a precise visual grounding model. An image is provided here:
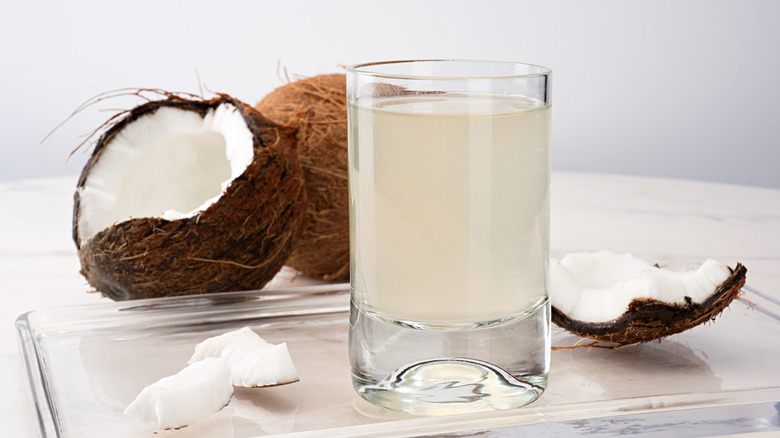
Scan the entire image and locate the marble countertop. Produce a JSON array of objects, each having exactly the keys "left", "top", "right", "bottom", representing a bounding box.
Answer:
[{"left": 2, "top": 172, "right": 778, "bottom": 436}]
